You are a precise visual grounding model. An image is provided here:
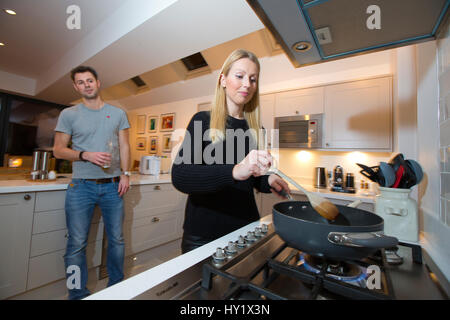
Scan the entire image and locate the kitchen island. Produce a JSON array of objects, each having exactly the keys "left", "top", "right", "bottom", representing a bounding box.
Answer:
[{"left": 0, "top": 173, "right": 184, "bottom": 299}]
